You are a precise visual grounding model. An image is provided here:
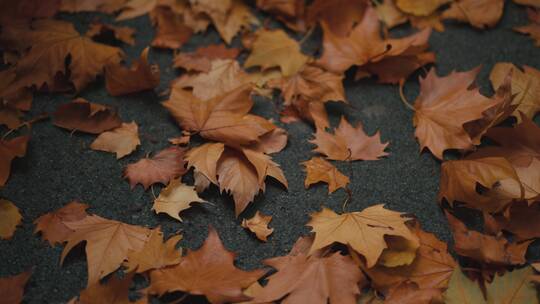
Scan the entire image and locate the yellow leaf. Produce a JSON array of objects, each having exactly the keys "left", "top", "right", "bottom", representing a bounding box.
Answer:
[{"left": 152, "top": 179, "right": 206, "bottom": 222}]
